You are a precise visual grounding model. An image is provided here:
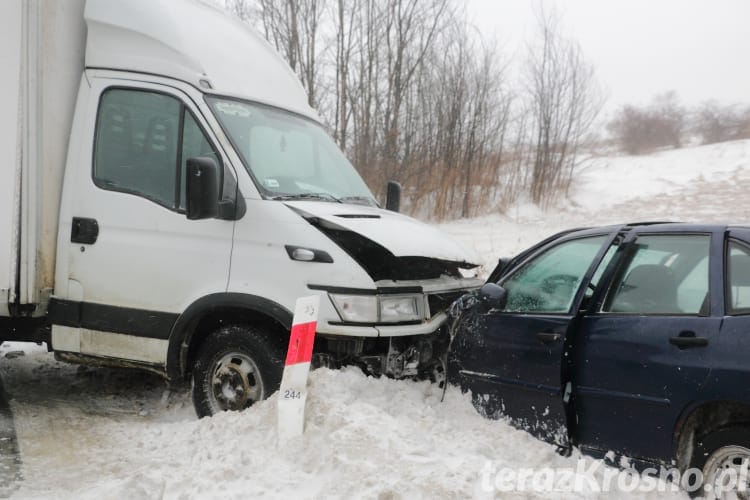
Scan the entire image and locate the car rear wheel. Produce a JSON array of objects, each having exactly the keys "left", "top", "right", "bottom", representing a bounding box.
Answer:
[
  {"left": 192, "top": 325, "right": 284, "bottom": 418},
  {"left": 692, "top": 427, "right": 750, "bottom": 499}
]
